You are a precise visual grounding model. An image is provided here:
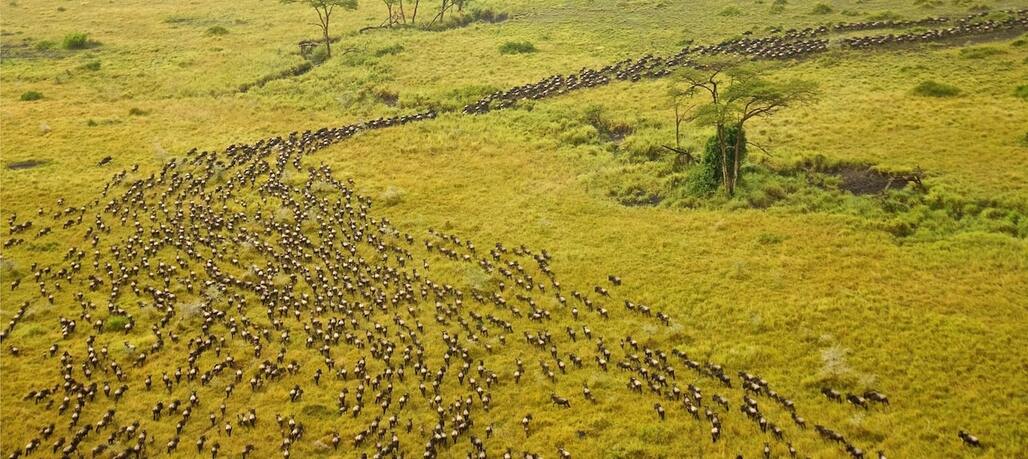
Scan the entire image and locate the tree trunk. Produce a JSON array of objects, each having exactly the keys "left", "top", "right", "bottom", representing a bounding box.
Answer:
[
  {"left": 715, "top": 124, "right": 732, "bottom": 195},
  {"left": 411, "top": 0, "right": 420, "bottom": 23}
]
